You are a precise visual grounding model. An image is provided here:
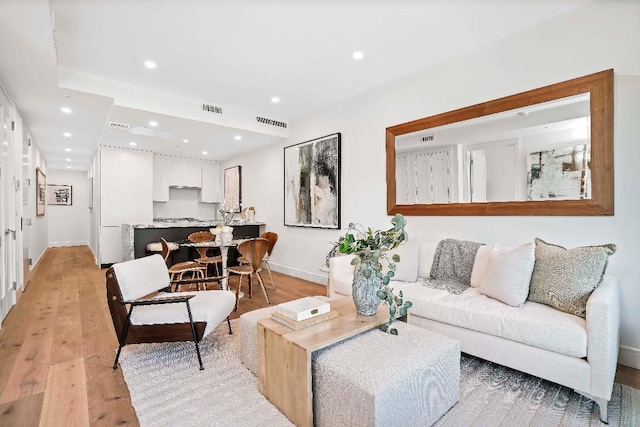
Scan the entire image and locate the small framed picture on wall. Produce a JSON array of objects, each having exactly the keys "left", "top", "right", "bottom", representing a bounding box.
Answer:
[
  {"left": 36, "top": 167, "right": 46, "bottom": 216},
  {"left": 47, "top": 184, "right": 72, "bottom": 206}
]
